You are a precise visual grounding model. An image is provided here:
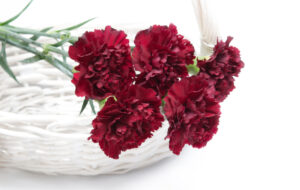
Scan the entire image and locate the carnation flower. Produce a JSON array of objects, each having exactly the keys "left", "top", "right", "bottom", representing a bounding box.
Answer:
[
  {"left": 69, "top": 26, "right": 135, "bottom": 100},
  {"left": 197, "top": 36, "right": 244, "bottom": 101},
  {"left": 89, "top": 85, "right": 164, "bottom": 159},
  {"left": 135, "top": 72, "right": 178, "bottom": 98},
  {"left": 132, "top": 24, "right": 195, "bottom": 97},
  {"left": 164, "top": 76, "right": 220, "bottom": 155}
]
